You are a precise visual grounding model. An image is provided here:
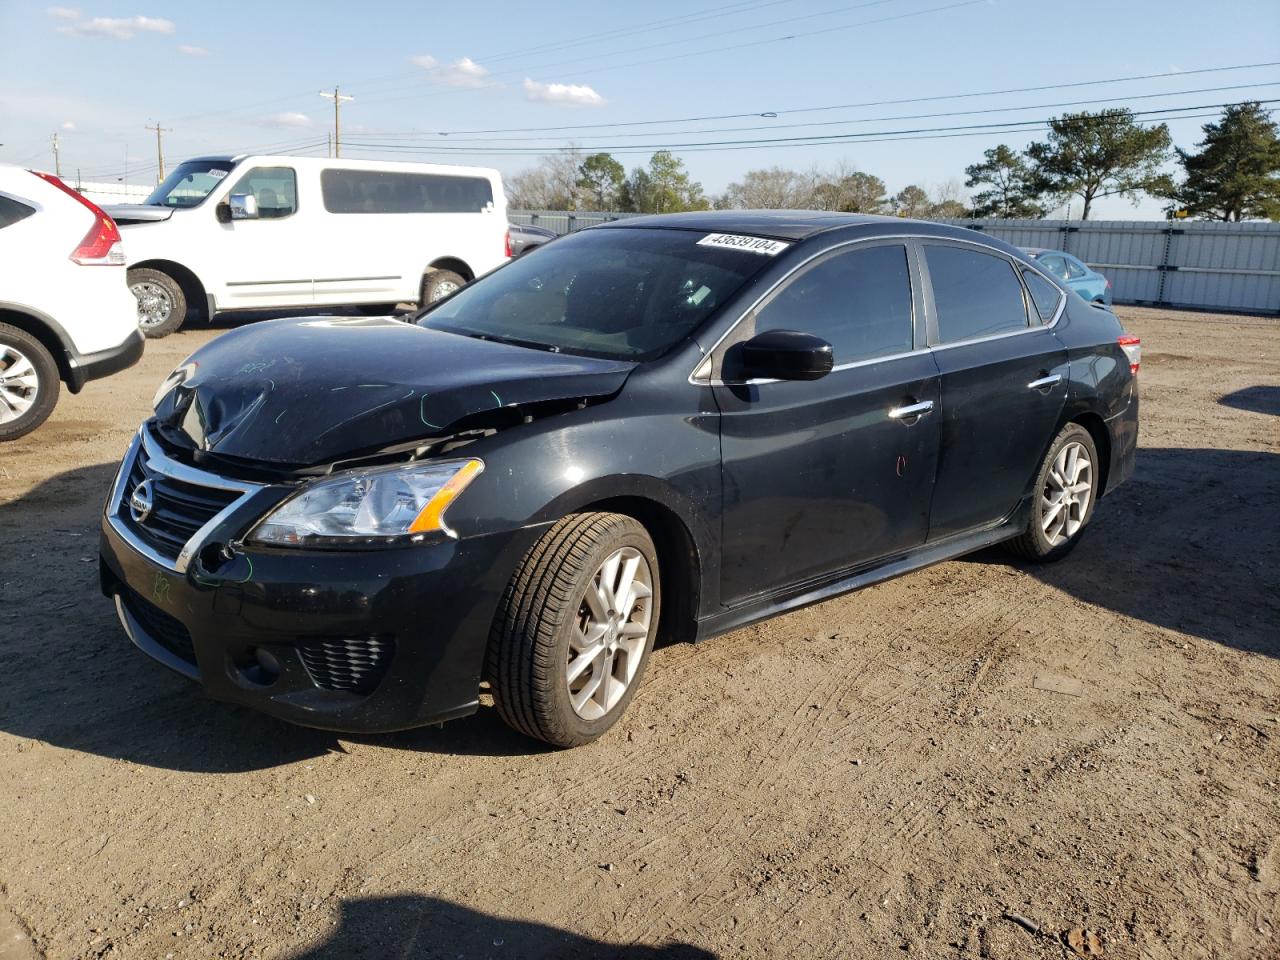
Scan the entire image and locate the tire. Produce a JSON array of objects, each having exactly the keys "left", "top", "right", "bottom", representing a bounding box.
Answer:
[
  {"left": 128, "top": 267, "right": 187, "bottom": 338},
  {"left": 0, "top": 323, "right": 60, "bottom": 441},
  {"left": 1004, "top": 423, "right": 1100, "bottom": 562},
  {"left": 486, "top": 513, "right": 662, "bottom": 748},
  {"left": 420, "top": 269, "right": 467, "bottom": 306}
]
